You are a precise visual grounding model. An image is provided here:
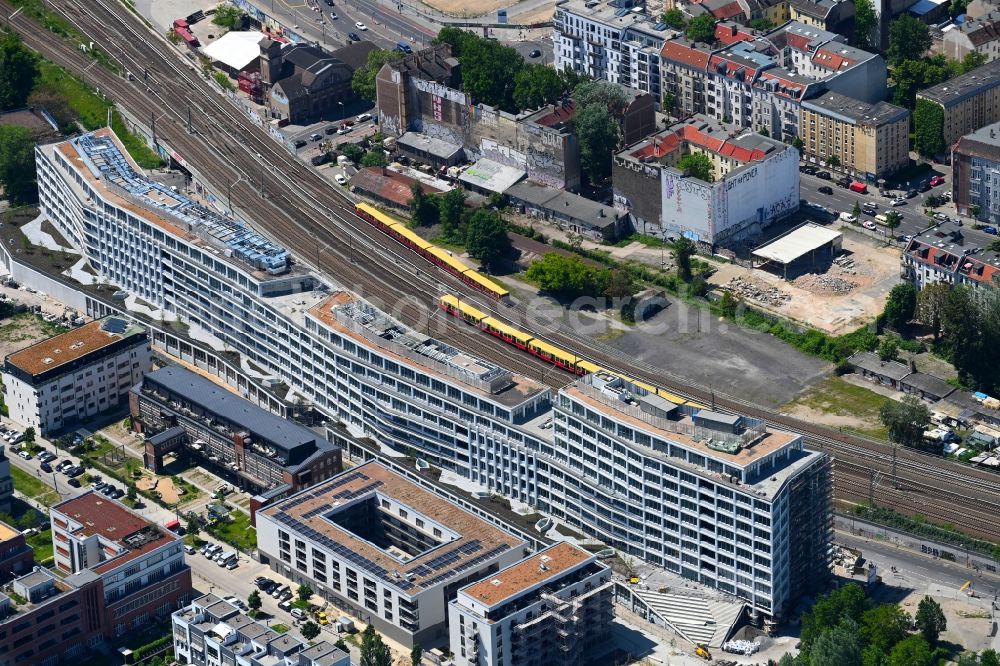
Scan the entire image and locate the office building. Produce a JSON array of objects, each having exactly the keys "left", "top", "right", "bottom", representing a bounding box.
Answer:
[
  {"left": 660, "top": 21, "right": 886, "bottom": 142},
  {"left": 541, "top": 372, "right": 832, "bottom": 619},
  {"left": 553, "top": 0, "right": 675, "bottom": 102},
  {"left": 902, "top": 220, "right": 1000, "bottom": 289},
  {"left": 256, "top": 461, "right": 528, "bottom": 648},
  {"left": 952, "top": 120, "right": 1000, "bottom": 225},
  {"left": 3, "top": 317, "right": 151, "bottom": 435},
  {"left": 172, "top": 594, "right": 350, "bottom": 666},
  {"left": 799, "top": 90, "right": 910, "bottom": 179},
  {"left": 448, "top": 542, "right": 614, "bottom": 666},
  {"left": 916, "top": 59, "right": 1000, "bottom": 148},
  {"left": 0, "top": 519, "right": 34, "bottom": 583},
  {"left": 131, "top": 365, "right": 342, "bottom": 504},
  {"left": 0, "top": 566, "right": 107, "bottom": 666},
  {"left": 50, "top": 491, "right": 192, "bottom": 637},
  {"left": 612, "top": 116, "right": 800, "bottom": 246}
]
